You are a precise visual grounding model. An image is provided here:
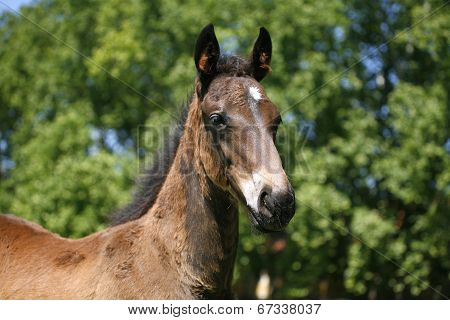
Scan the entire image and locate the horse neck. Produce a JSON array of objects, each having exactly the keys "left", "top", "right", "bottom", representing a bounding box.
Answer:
[{"left": 141, "top": 96, "right": 239, "bottom": 297}]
